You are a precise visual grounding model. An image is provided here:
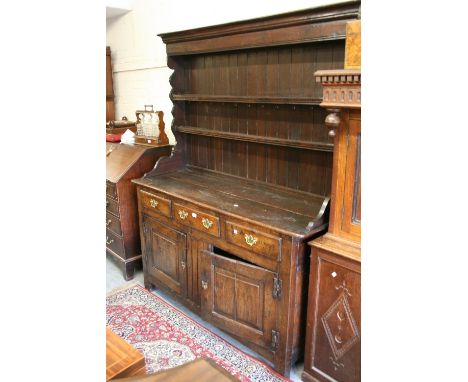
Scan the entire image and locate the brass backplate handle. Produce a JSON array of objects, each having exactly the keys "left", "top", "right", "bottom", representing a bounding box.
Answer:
[
  {"left": 106, "top": 219, "right": 112, "bottom": 227},
  {"left": 178, "top": 210, "right": 188, "bottom": 220},
  {"left": 149, "top": 199, "right": 158, "bottom": 208},
  {"left": 106, "top": 237, "right": 114, "bottom": 245},
  {"left": 201, "top": 280, "right": 208, "bottom": 290},
  {"left": 244, "top": 233, "right": 258, "bottom": 246},
  {"left": 202, "top": 218, "right": 213, "bottom": 229}
]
